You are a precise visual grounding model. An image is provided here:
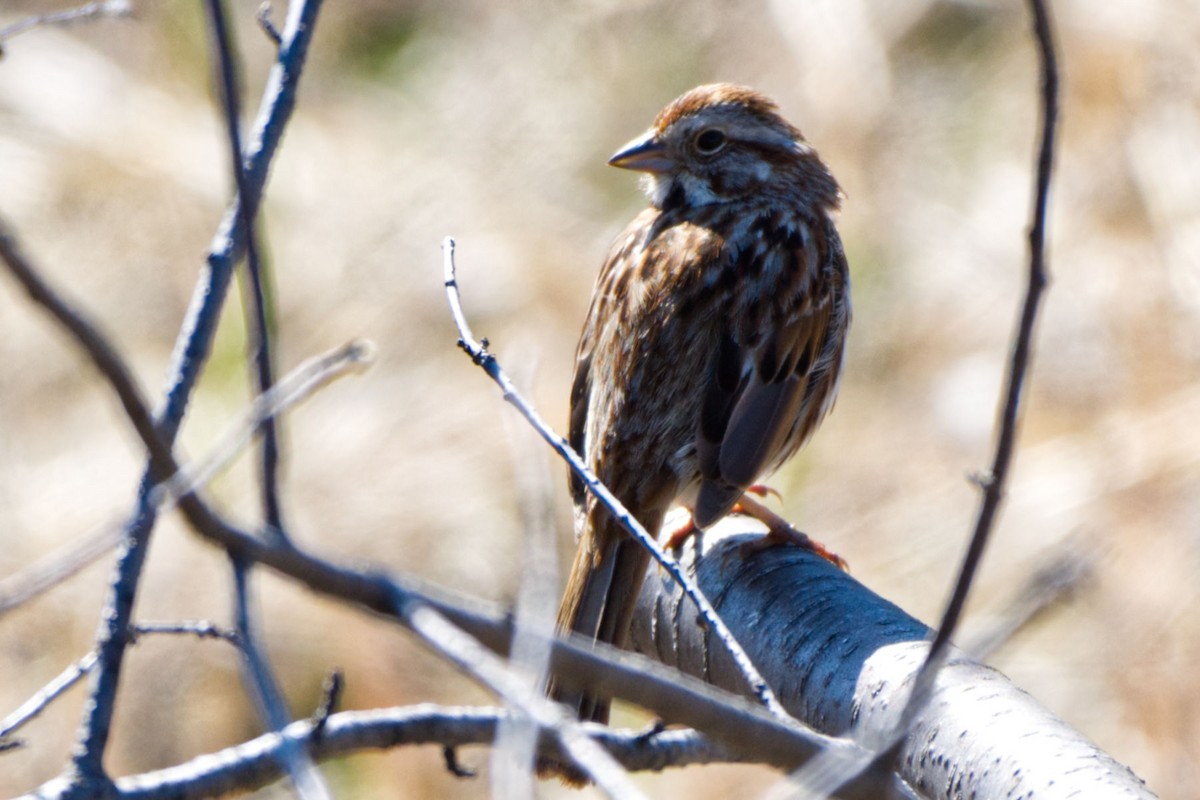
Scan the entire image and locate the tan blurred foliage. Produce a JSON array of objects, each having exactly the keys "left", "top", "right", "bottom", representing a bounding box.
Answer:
[{"left": 0, "top": 0, "right": 1196, "bottom": 797}]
